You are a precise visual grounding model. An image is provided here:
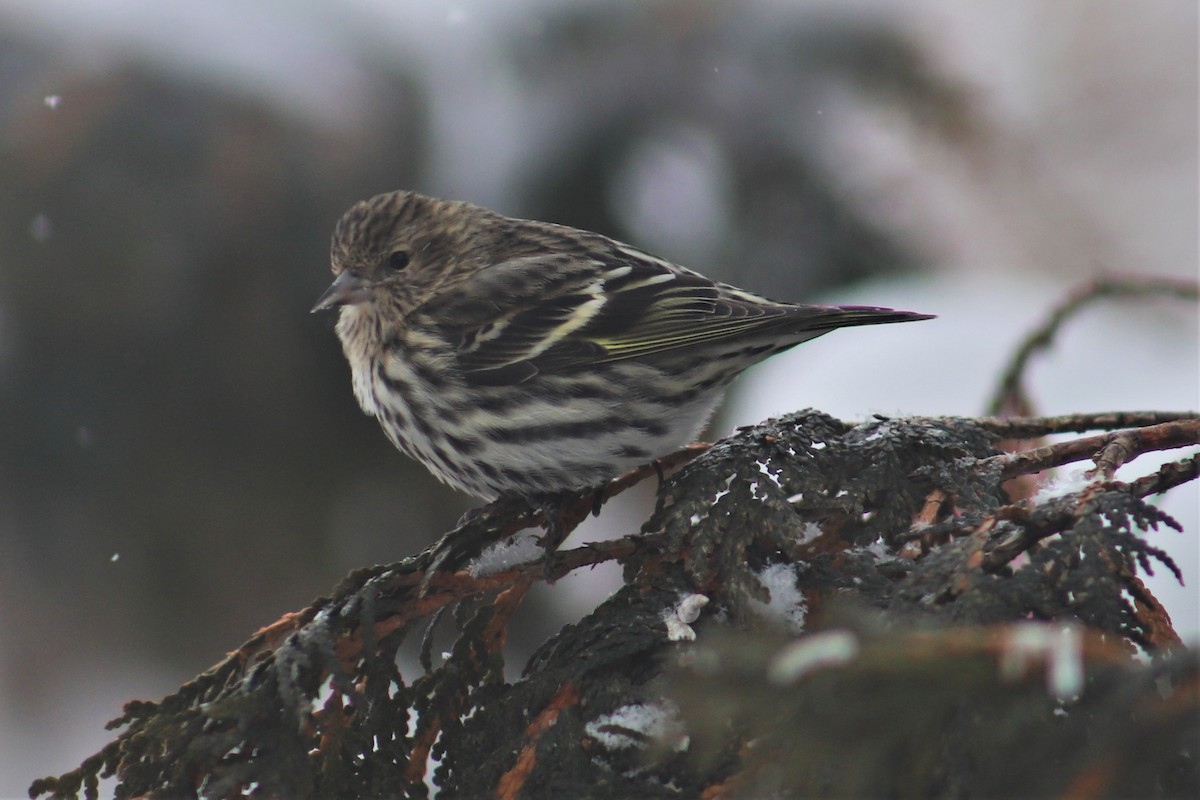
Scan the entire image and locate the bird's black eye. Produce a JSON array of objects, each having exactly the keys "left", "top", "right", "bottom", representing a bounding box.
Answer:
[{"left": 386, "top": 250, "right": 410, "bottom": 272}]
